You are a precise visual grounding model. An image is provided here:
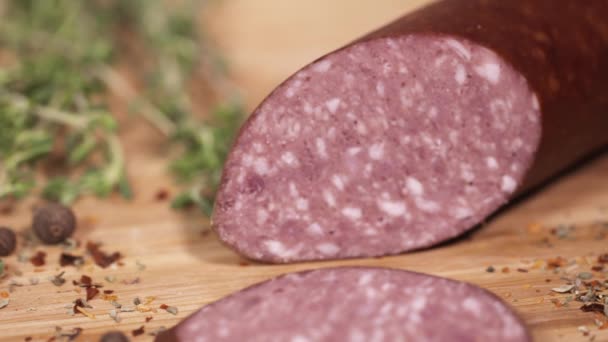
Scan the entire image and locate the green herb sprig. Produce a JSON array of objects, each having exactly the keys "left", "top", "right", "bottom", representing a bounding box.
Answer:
[{"left": 0, "top": 0, "right": 243, "bottom": 214}]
